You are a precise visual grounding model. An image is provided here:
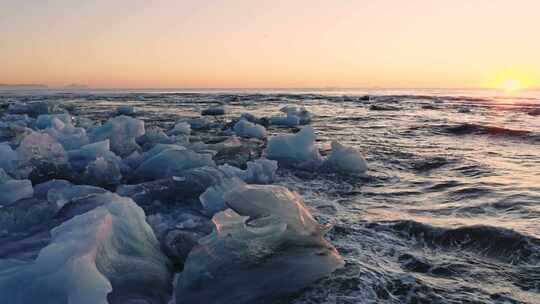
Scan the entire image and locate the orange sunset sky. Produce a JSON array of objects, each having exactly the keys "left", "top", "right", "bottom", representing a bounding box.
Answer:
[{"left": 1, "top": 0, "right": 539, "bottom": 89}]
